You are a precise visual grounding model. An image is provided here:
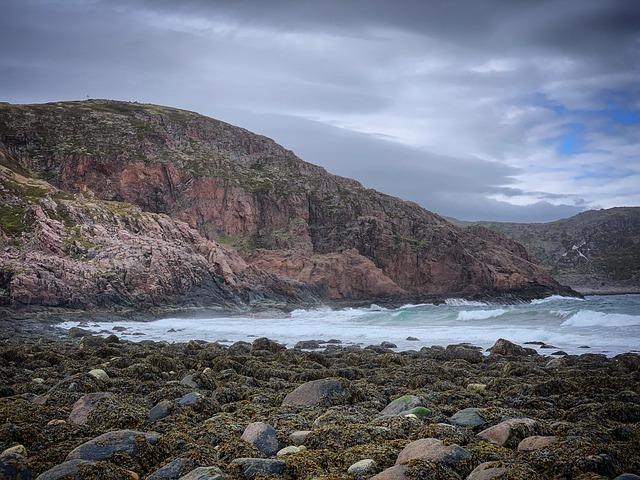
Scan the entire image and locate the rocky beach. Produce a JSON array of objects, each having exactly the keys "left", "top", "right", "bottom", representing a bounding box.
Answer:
[{"left": 1, "top": 321, "right": 639, "bottom": 480}]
